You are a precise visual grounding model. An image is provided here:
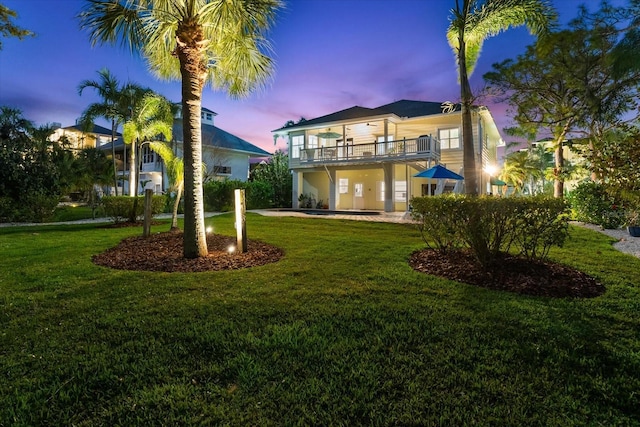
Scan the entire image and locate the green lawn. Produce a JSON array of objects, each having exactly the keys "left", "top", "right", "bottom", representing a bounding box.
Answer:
[{"left": 1, "top": 214, "right": 639, "bottom": 425}]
